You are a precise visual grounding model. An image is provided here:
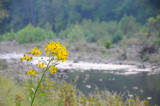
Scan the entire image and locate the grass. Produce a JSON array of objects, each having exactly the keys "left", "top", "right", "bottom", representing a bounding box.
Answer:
[
  {"left": 0, "top": 74, "right": 27, "bottom": 106},
  {"left": 0, "top": 59, "right": 8, "bottom": 70},
  {"left": 0, "top": 74, "right": 149, "bottom": 106}
]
